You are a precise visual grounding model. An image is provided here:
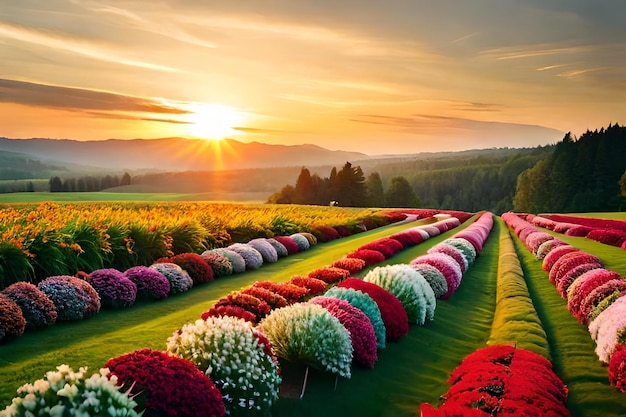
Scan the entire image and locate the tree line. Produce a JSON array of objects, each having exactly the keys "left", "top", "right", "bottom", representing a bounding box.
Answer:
[
  {"left": 513, "top": 123, "right": 626, "bottom": 213},
  {"left": 49, "top": 172, "right": 131, "bottom": 192},
  {"left": 267, "top": 162, "right": 421, "bottom": 208}
]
